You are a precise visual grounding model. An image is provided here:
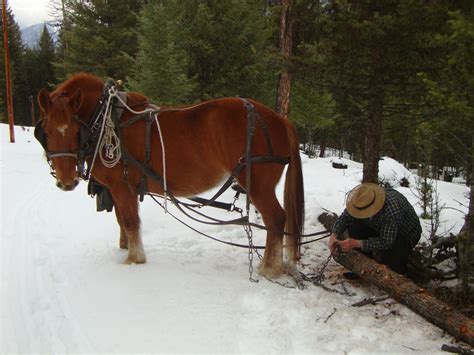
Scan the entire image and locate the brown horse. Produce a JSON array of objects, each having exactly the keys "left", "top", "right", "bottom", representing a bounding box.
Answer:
[{"left": 36, "top": 73, "right": 304, "bottom": 278}]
